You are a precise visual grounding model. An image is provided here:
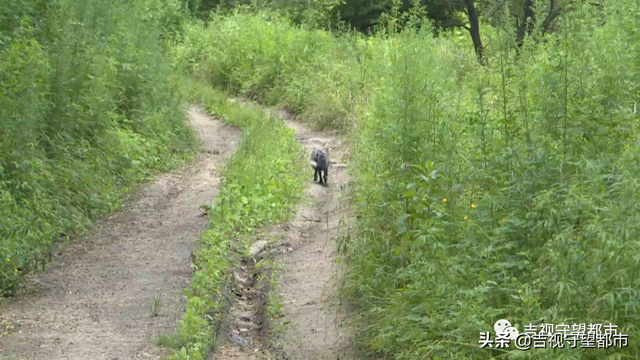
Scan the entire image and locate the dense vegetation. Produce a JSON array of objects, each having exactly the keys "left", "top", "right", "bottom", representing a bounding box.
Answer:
[
  {"left": 177, "top": 1, "right": 640, "bottom": 358},
  {"left": 0, "top": 0, "right": 194, "bottom": 295}
]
